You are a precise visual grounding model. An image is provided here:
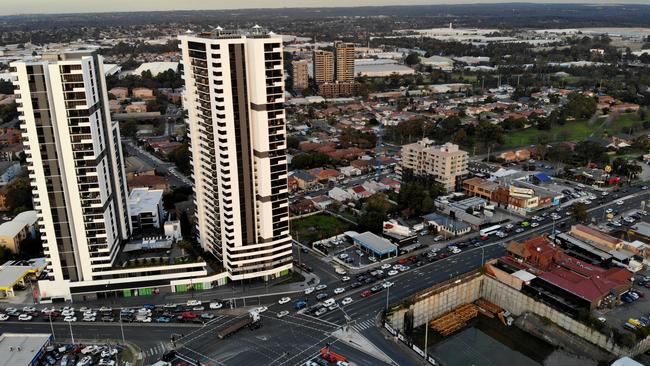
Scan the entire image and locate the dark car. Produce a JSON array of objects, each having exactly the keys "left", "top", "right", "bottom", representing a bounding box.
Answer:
[
  {"left": 101, "top": 316, "right": 115, "bottom": 322},
  {"left": 364, "top": 278, "right": 374, "bottom": 284},
  {"left": 161, "top": 350, "right": 177, "bottom": 362},
  {"left": 350, "top": 282, "right": 362, "bottom": 289},
  {"left": 316, "top": 292, "right": 328, "bottom": 300},
  {"left": 371, "top": 285, "right": 383, "bottom": 293}
]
